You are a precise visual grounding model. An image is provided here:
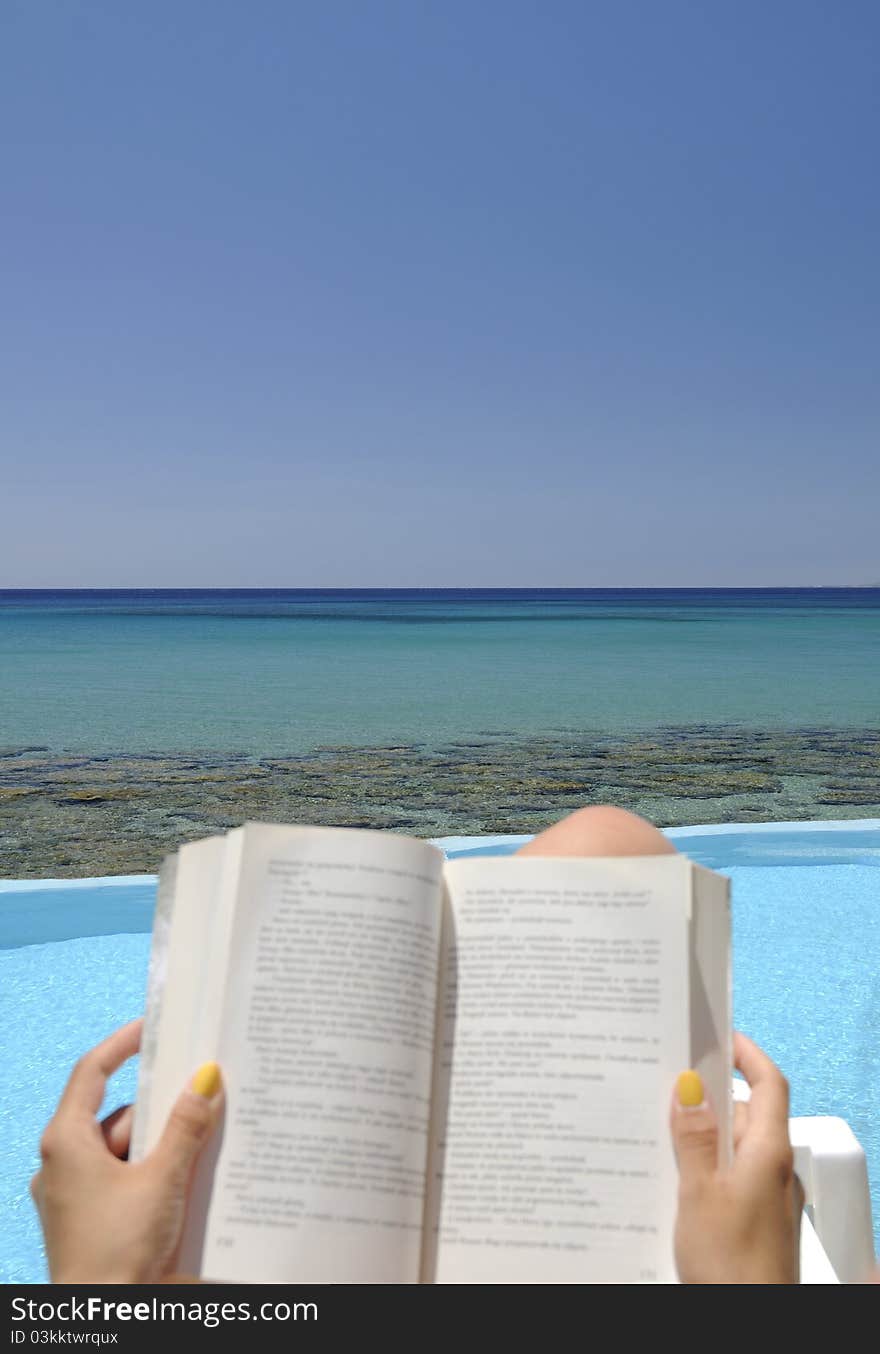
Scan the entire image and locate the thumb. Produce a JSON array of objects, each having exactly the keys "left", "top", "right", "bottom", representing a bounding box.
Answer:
[
  {"left": 151, "top": 1062, "right": 223, "bottom": 1185},
  {"left": 670, "top": 1069, "right": 719, "bottom": 1188}
]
